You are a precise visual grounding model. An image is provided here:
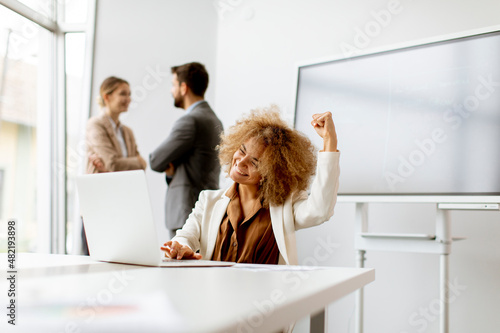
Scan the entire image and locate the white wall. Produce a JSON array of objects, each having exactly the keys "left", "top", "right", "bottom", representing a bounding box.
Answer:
[
  {"left": 213, "top": 1, "right": 500, "bottom": 333},
  {"left": 92, "top": 0, "right": 500, "bottom": 332},
  {"left": 92, "top": 0, "right": 219, "bottom": 243}
]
